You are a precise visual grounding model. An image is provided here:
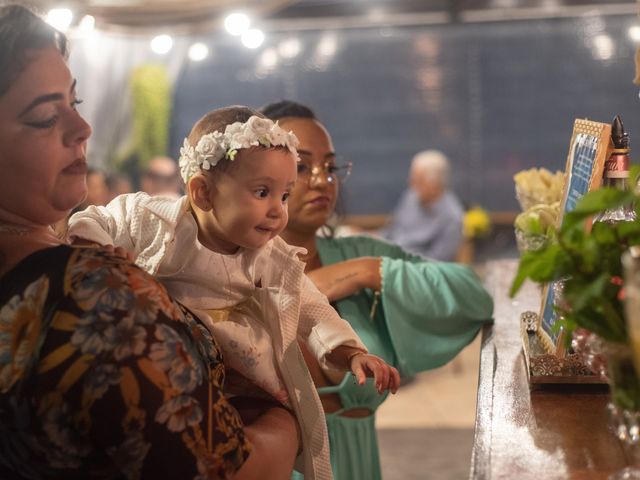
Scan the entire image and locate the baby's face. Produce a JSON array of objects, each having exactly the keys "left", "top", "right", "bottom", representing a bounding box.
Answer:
[{"left": 206, "top": 147, "right": 297, "bottom": 251}]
